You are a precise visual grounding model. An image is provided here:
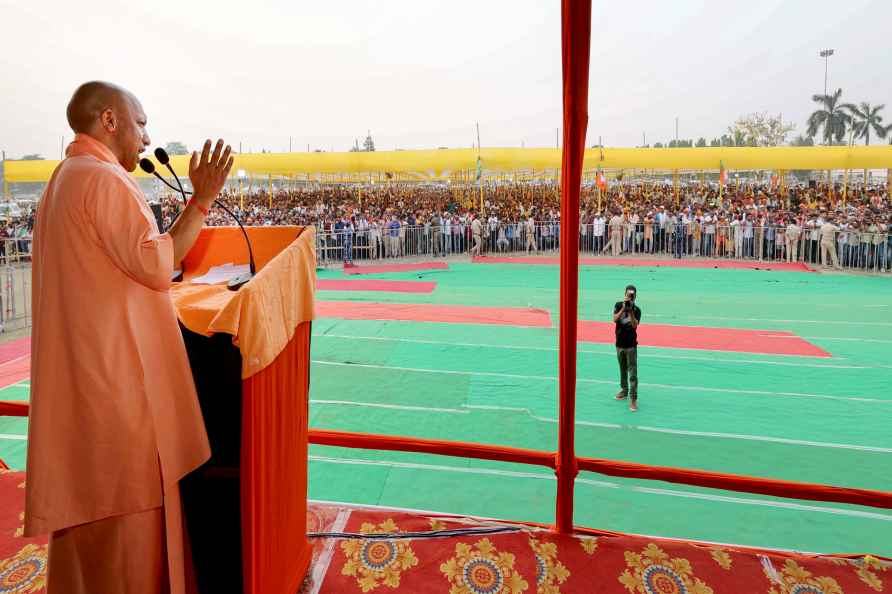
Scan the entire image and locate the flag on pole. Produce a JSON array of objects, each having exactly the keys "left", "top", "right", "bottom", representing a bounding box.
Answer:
[
  {"left": 475, "top": 156, "right": 482, "bottom": 182},
  {"left": 719, "top": 160, "right": 727, "bottom": 185},
  {"left": 596, "top": 166, "right": 607, "bottom": 190}
]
